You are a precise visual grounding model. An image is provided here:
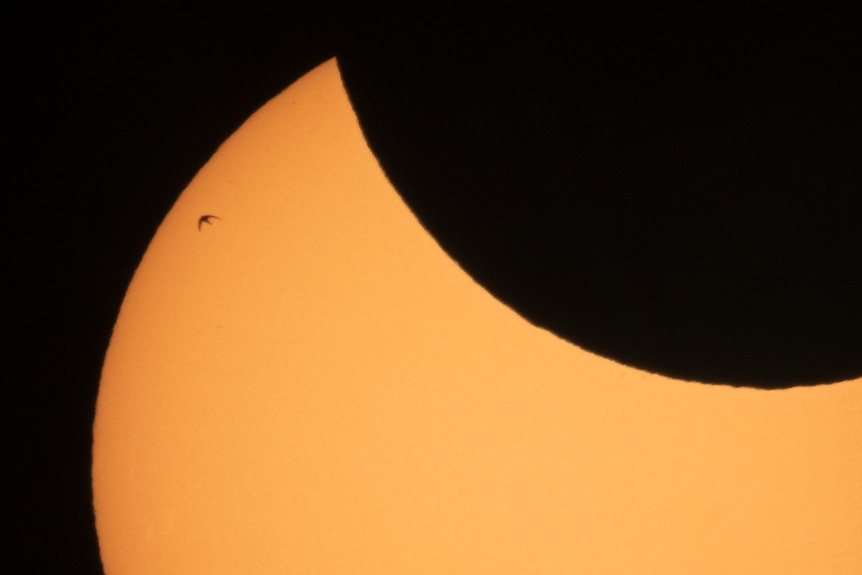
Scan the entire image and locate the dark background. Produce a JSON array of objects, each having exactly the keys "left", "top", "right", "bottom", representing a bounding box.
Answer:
[{"left": 14, "top": 4, "right": 860, "bottom": 573}]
